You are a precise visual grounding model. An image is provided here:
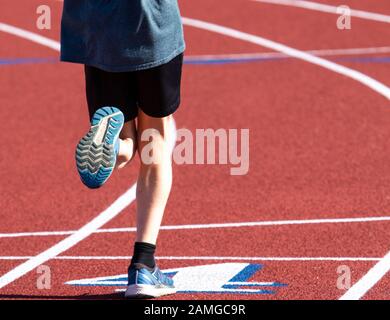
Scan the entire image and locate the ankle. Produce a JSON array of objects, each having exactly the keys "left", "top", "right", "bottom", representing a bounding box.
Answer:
[{"left": 130, "top": 241, "right": 156, "bottom": 269}]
